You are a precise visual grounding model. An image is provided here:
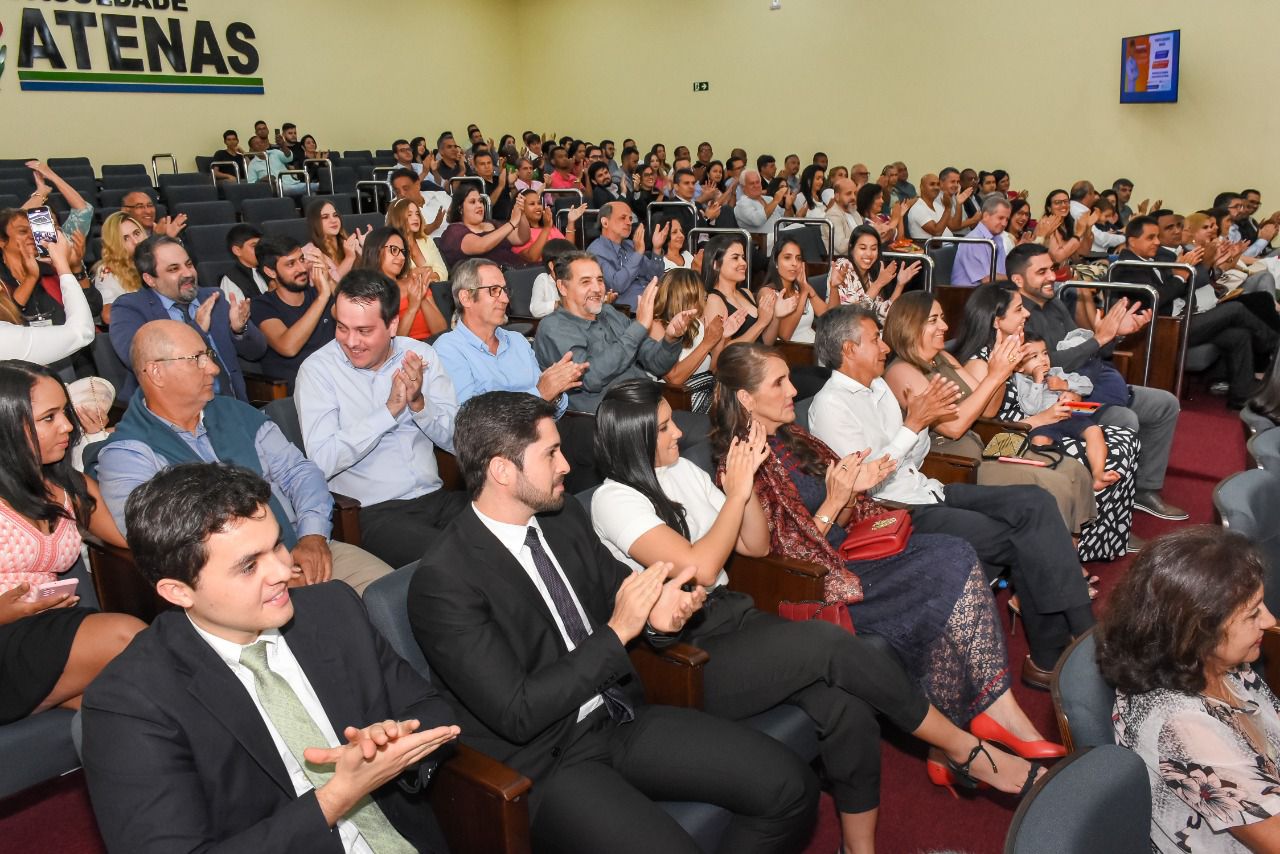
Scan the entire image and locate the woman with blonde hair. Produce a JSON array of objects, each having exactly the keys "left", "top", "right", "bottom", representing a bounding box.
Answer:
[
  {"left": 650, "top": 268, "right": 724, "bottom": 413},
  {"left": 385, "top": 197, "right": 449, "bottom": 283},
  {"left": 92, "top": 212, "right": 147, "bottom": 323}
]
